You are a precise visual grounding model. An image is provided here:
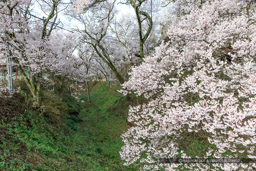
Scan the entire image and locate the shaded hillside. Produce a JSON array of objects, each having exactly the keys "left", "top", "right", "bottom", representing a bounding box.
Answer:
[{"left": 0, "top": 83, "right": 139, "bottom": 170}]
